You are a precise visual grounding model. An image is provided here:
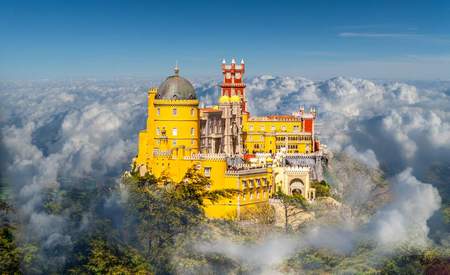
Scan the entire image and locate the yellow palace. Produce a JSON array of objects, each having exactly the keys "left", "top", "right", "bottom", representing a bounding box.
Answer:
[{"left": 134, "top": 59, "right": 326, "bottom": 219}]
